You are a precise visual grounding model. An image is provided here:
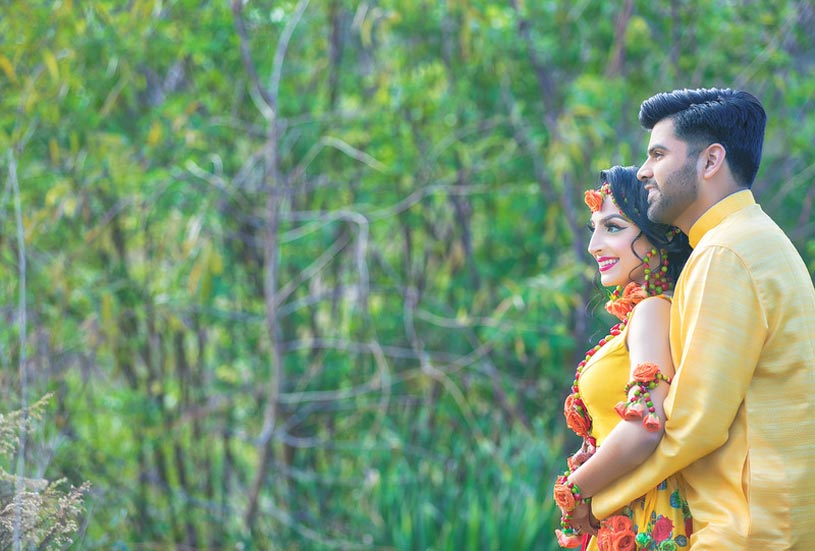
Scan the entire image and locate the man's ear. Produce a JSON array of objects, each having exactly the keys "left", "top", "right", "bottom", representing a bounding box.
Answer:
[{"left": 701, "top": 143, "right": 726, "bottom": 180}]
